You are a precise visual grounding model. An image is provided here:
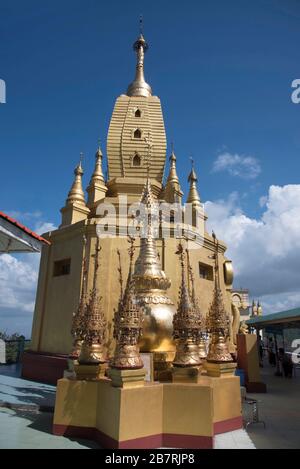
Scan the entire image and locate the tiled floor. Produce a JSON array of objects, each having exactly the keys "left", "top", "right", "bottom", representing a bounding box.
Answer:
[
  {"left": 0, "top": 362, "right": 299, "bottom": 449},
  {"left": 245, "top": 364, "right": 300, "bottom": 449},
  {"left": 214, "top": 429, "right": 255, "bottom": 449},
  {"left": 0, "top": 407, "right": 99, "bottom": 449},
  {"left": 0, "top": 368, "right": 56, "bottom": 408}
]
